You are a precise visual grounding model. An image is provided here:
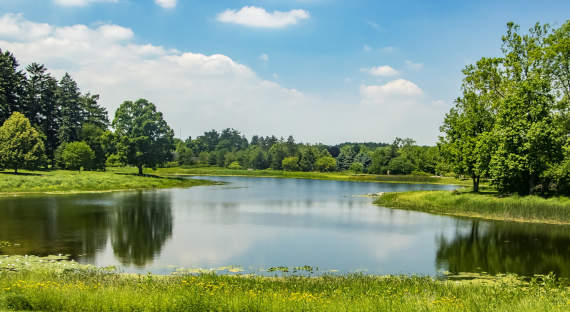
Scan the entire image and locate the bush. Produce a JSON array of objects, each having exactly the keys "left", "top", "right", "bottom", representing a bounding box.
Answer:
[
  {"left": 315, "top": 156, "right": 337, "bottom": 172},
  {"left": 105, "top": 153, "right": 123, "bottom": 167},
  {"left": 282, "top": 156, "right": 299, "bottom": 171},
  {"left": 350, "top": 162, "right": 364, "bottom": 173},
  {"left": 61, "top": 142, "right": 95, "bottom": 171},
  {"left": 227, "top": 161, "right": 242, "bottom": 170}
]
